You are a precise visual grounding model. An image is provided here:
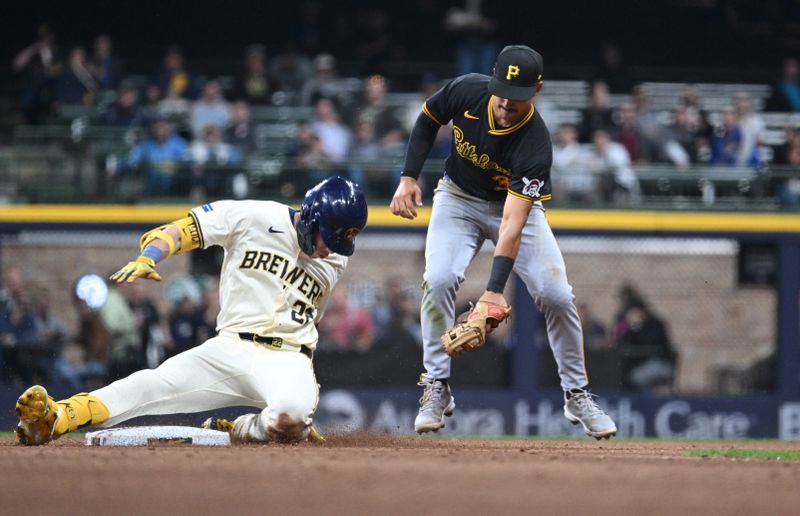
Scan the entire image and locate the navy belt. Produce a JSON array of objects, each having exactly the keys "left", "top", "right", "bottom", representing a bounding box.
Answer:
[{"left": 238, "top": 333, "right": 313, "bottom": 360}]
